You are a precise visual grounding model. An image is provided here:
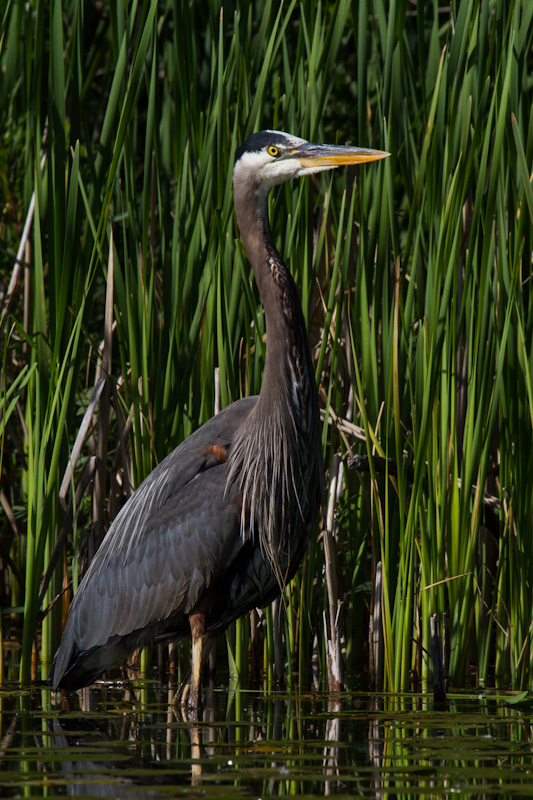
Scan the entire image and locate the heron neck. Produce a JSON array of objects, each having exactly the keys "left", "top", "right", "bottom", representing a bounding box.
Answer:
[
  {"left": 234, "top": 189, "right": 315, "bottom": 404},
  {"left": 229, "top": 180, "right": 323, "bottom": 573}
]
